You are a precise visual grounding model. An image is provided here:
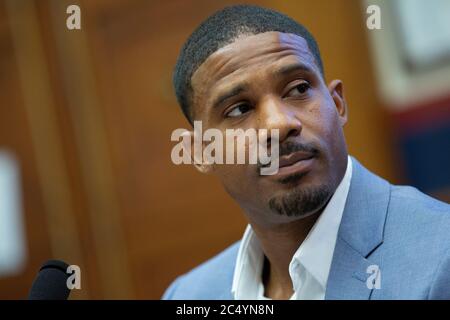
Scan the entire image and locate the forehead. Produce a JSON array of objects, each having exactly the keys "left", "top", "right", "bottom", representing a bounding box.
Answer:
[{"left": 191, "top": 31, "right": 318, "bottom": 103}]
